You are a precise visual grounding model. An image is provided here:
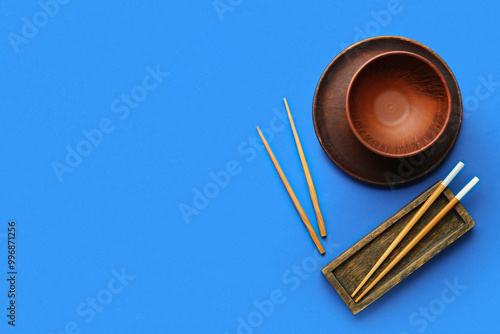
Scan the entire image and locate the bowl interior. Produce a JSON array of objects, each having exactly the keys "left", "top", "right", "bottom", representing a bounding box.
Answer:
[{"left": 346, "top": 51, "right": 451, "bottom": 158}]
